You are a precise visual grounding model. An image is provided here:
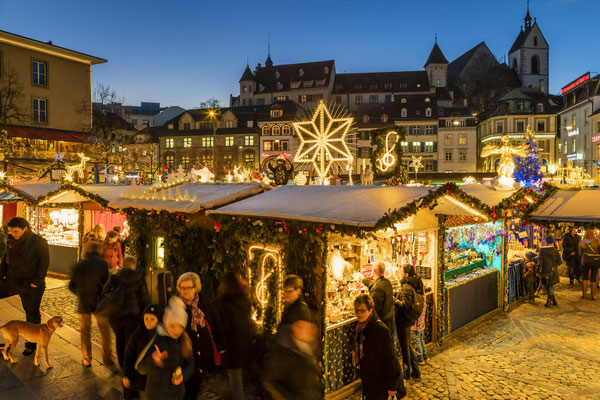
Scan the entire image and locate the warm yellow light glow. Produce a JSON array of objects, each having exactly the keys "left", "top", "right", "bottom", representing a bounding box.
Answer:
[
  {"left": 248, "top": 245, "right": 283, "bottom": 327},
  {"left": 443, "top": 195, "right": 488, "bottom": 220},
  {"left": 376, "top": 131, "right": 398, "bottom": 172},
  {"left": 481, "top": 134, "right": 527, "bottom": 189},
  {"left": 64, "top": 153, "right": 90, "bottom": 182}
]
